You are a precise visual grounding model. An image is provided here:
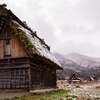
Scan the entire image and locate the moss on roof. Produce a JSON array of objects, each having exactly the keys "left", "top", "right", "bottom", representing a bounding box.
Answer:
[
  {"left": 10, "top": 21, "right": 35, "bottom": 57},
  {"left": 0, "top": 4, "right": 61, "bottom": 68}
]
